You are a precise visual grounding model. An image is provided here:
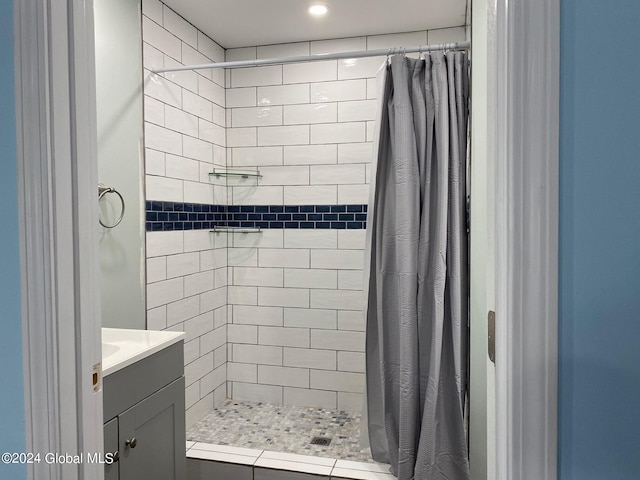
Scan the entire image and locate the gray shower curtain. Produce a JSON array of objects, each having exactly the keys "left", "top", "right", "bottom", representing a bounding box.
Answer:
[{"left": 363, "top": 53, "right": 470, "bottom": 480}]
